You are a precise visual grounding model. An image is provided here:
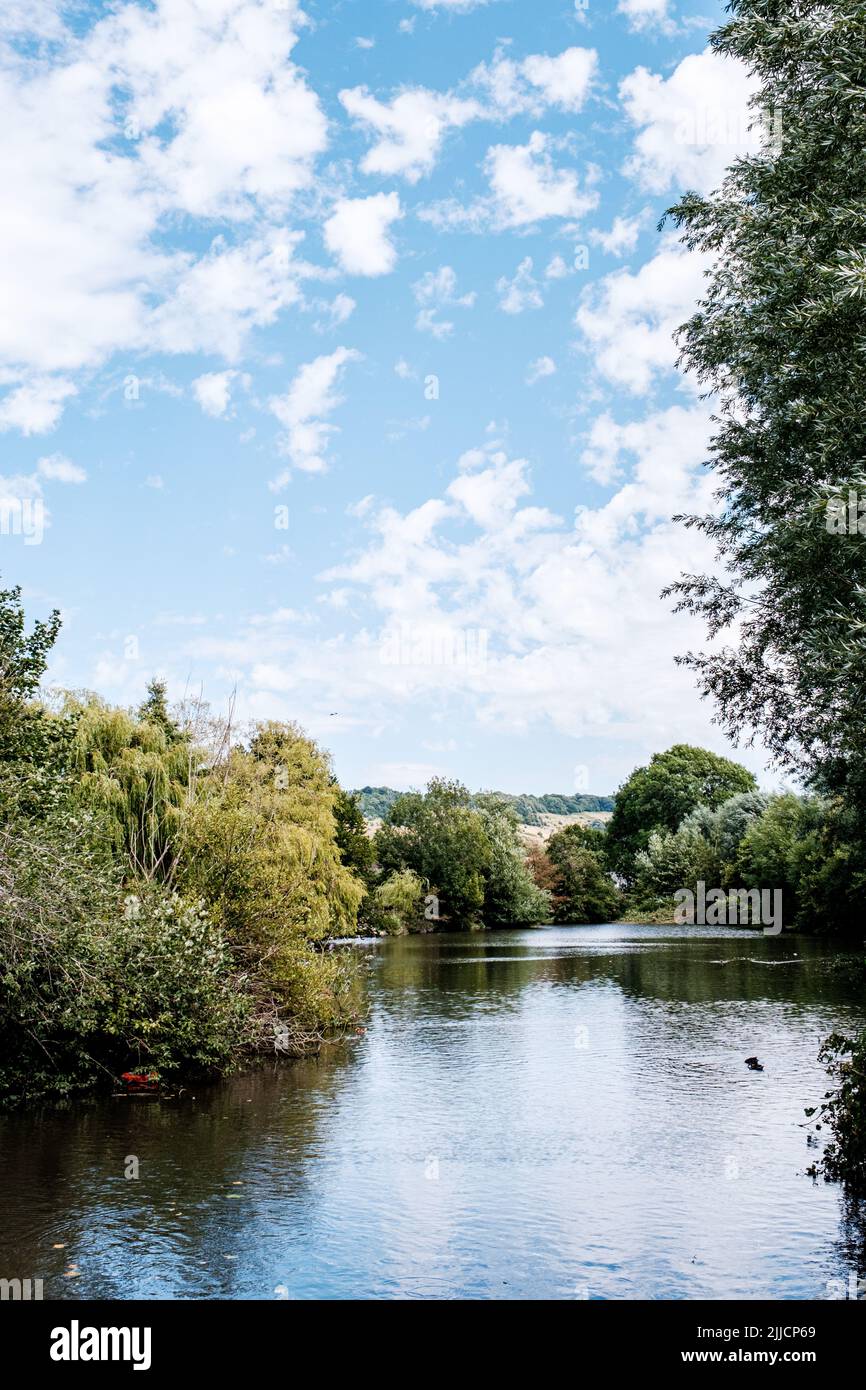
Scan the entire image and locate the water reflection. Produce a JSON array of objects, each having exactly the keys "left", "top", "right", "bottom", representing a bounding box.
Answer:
[{"left": 0, "top": 925, "right": 863, "bottom": 1300}]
